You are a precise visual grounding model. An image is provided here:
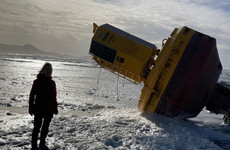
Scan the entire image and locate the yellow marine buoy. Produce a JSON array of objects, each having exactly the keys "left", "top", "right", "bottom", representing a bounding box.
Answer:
[{"left": 89, "top": 23, "right": 229, "bottom": 119}]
